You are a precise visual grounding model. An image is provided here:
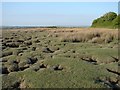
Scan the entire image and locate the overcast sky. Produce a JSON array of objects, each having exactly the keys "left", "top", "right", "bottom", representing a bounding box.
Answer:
[{"left": 2, "top": 2, "right": 118, "bottom": 26}]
